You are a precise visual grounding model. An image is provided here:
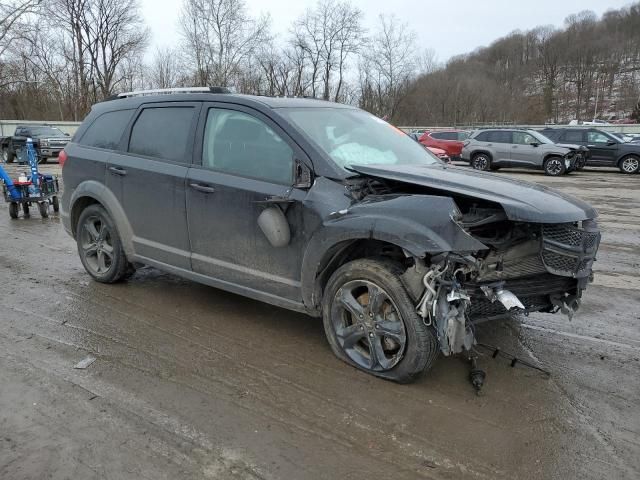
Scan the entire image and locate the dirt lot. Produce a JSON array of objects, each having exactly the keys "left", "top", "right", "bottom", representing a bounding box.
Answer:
[{"left": 1, "top": 162, "right": 639, "bottom": 480}]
